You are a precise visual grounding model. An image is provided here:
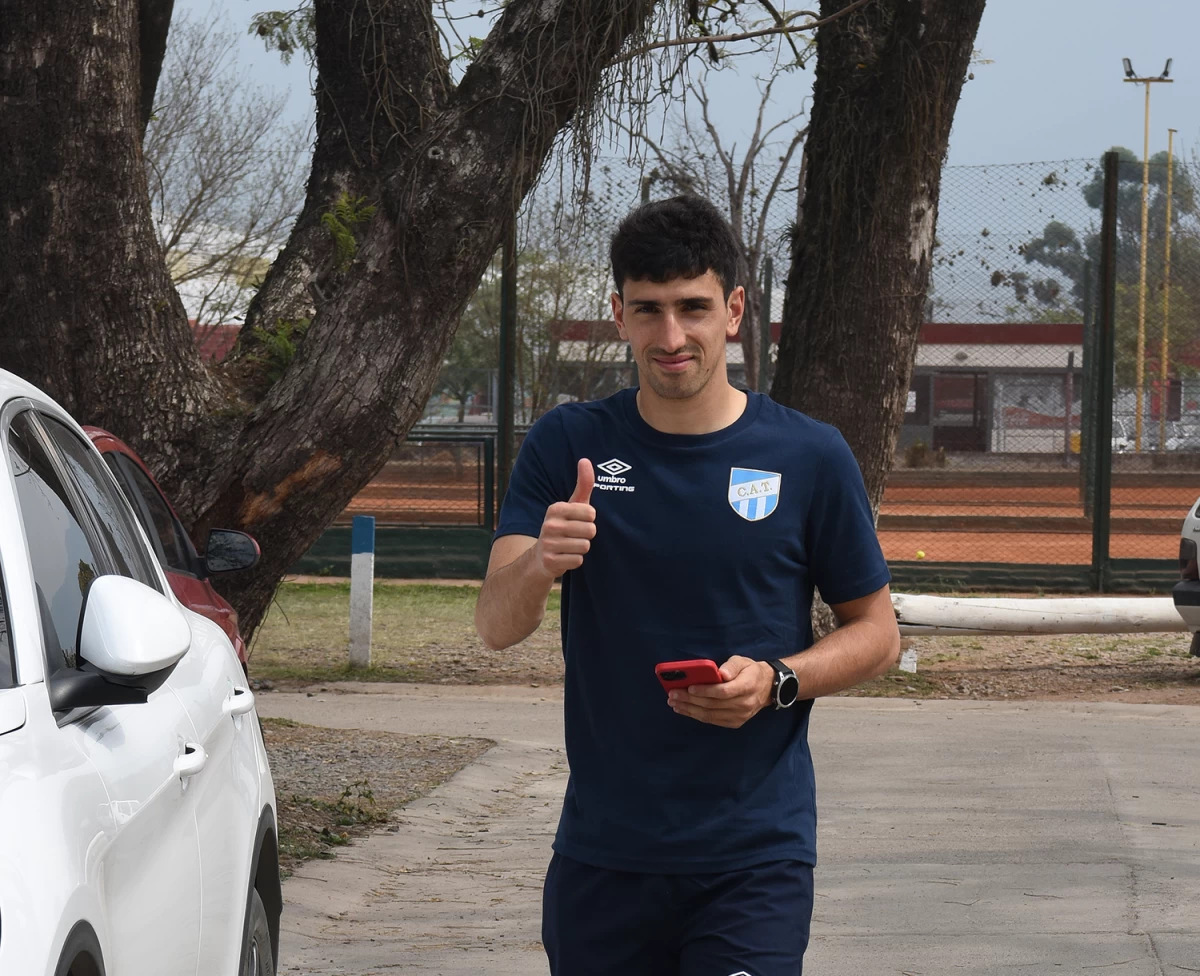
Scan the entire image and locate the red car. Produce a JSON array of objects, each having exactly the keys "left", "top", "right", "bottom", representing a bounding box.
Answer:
[{"left": 84, "top": 427, "right": 260, "bottom": 672}]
